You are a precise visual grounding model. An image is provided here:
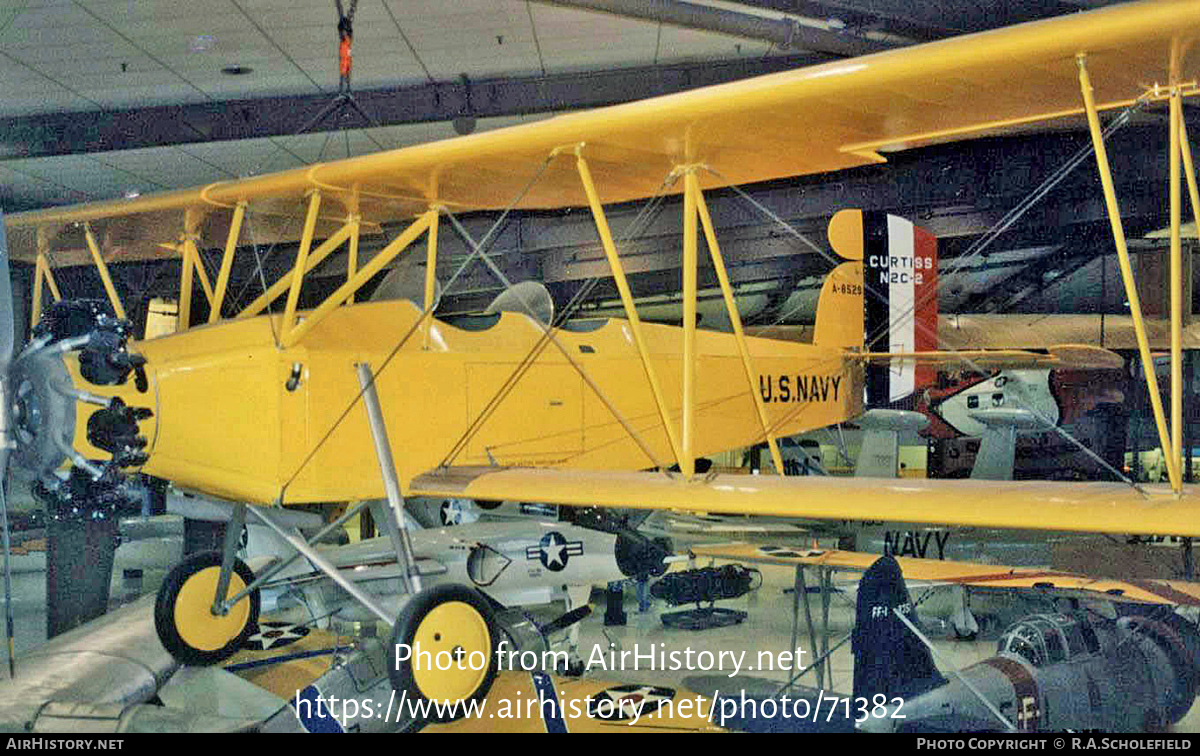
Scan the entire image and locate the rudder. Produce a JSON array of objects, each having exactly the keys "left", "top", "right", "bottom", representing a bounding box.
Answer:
[
  {"left": 814, "top": 209, "right": 938, "bottom": 406},
  {"left": 851, "top": 555, "right": 946, "bottom": 704}
]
